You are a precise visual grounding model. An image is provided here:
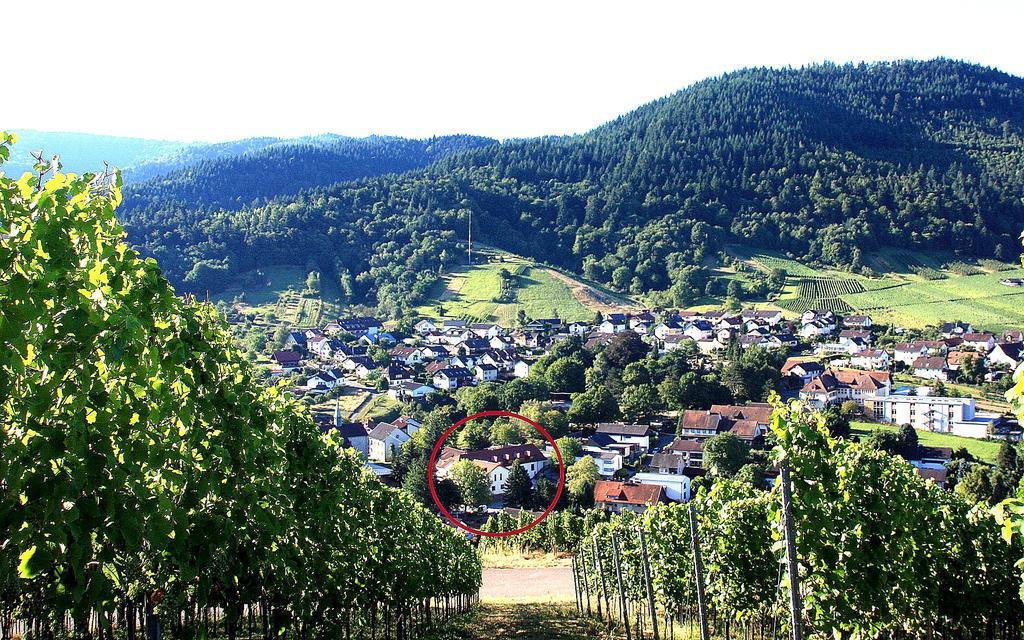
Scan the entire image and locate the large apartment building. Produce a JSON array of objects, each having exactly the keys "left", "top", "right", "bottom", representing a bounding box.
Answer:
[{"left": 876, "top": 392, "right": 1000, "bottom": 439}]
